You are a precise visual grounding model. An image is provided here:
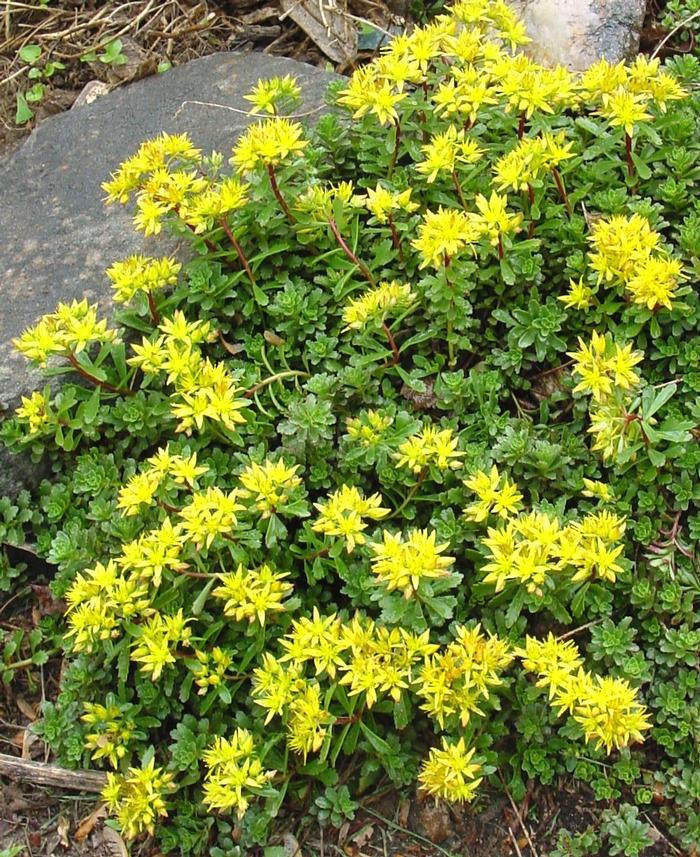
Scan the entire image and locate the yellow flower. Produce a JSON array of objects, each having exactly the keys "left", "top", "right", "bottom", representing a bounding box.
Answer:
[
  {"left": 573, "top": 676, "right": 652, "bottom": 752},
  {"left": 102, "top": 758, "right": 174, "bottom": 839},
  {"left": 202, "top": 730, "right": 275, "bottom": 817},
  {"left": 231, "top": 118, "right": 308, "bottom": 172},
  {"left": 581, "top": 478, "right": 613, "bottom": 502},
  {"left": 363, "top": 183, "right": 418, "bottom": 224},
  {"left": 287, "top": 682, "right": 333, "bottom": 760},
  {"left": 464, "top": 465, "right": 522, "bottom": 522},
  {"left": 313, "top": 485, "right": 390, "bottom": 553},
  {"left": 416, "top": 125, "right": 483, "bottom": 183},
  {"left": 371, "top": 528, "right": 455, "bottom": 598},
  {"left": 418, "top": 738, "right": 483, "bottom": 803},
  {"left": 243, "top": 74, "right": 301, "bottom": 115},
  {"left": 117, "top": 471, "right": 163, "bottom": 516},
  {"left": 178, "top": 486, "right": 243, "bottom": 548},
  {"left": 129, "top": 609, "right": 191, "bottom": 680},
  {"left": 252, "top": 654, "right": 306, "bottom": 723},
  {"left": 238, "top": 458, "right": 302, "bottom": 518},
  {"left": 568, "top": 332, "right": 642, "bottom": 402},
  {"left": 559, "top": 277, "right": 594, "bottom": 310},
  {"left": 190, "top": 646, "right": 233, "bottom": 694},
  {"left": 106, "top": 255, "right": 181, "bottom": 304},
  {"left": 579, "top": 59, "right": 628, "bottom": 106},
  {"left": 346, "top": 409, "right": 394, "bottom": 447},
  {"left": 624, "top": 256, "right": 684, "bottom": 311},
  {"left": 342, "top": 280, "right": 415, "bottom": 331},
  {"left": 395, "top": 425, "right": 464, "bottom": 474},
  {"left": 279, "top": 608, "right": 347, "bottom": 678},
  {"left": 596, "top": 88, "right": 652, "bottom": 137},
  {"left": 412, "top": 206, "right": 480, "bottom": 268},
  {"left": 472, "top": 191, "right": 522, "bottom": 246},
  {"left": 82, "top": 702, "right": 134, "bottom": 769},
  {"left": 15, "top": 390, "right": 51, "bottom": 434},
  {"left": 212, "top": 564, "right": 292, "bottom": 624}
]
